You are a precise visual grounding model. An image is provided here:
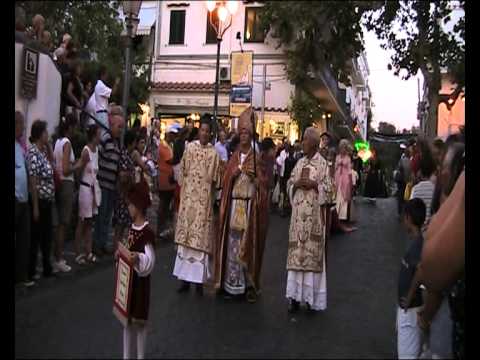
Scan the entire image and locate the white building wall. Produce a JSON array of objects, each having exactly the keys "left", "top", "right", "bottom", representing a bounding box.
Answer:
[
  {"left": 152, "top": 1, "right": 295, "bottom": 113},
  {"left": 15, "top": 42, "right": 61, "bottom": 144},
  {"left": 347, "top": 53, "right": 370, "bottom": 139}
]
